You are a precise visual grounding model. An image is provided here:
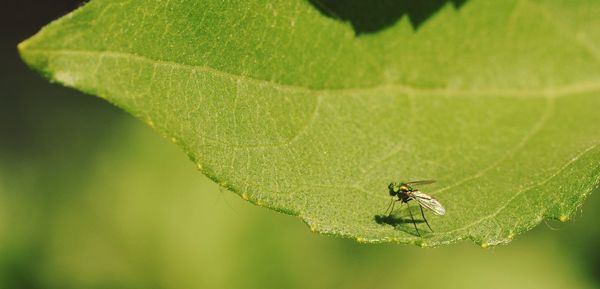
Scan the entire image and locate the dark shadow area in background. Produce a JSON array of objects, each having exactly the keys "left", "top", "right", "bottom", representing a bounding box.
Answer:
[
  {"left": 308, "top": 0, "right": 467, "bottom": 34},
  {"left": 0, "top": 2, "right": 122, "bottom": 288},
  {"left": 0, "top": 0, "right": 104, "bottom": 156}
]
